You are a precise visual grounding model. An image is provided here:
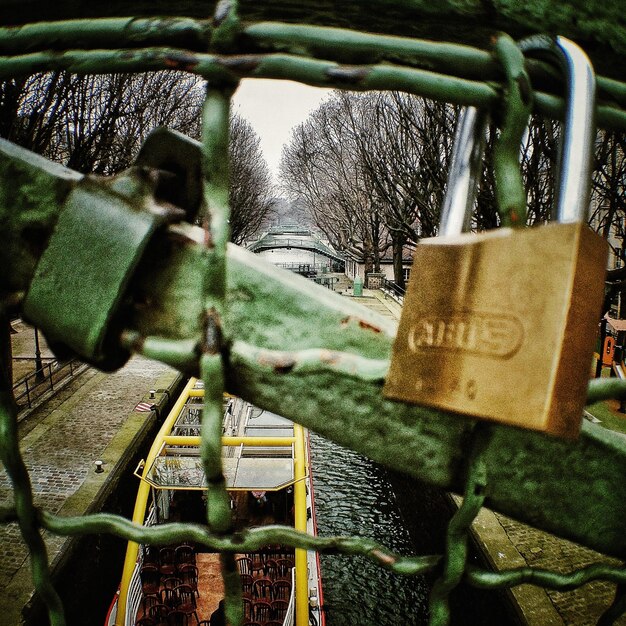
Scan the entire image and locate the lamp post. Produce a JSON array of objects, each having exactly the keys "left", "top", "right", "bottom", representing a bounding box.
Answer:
[{"left": 34, "top": 327, "right": 44, "bottom": 381}]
